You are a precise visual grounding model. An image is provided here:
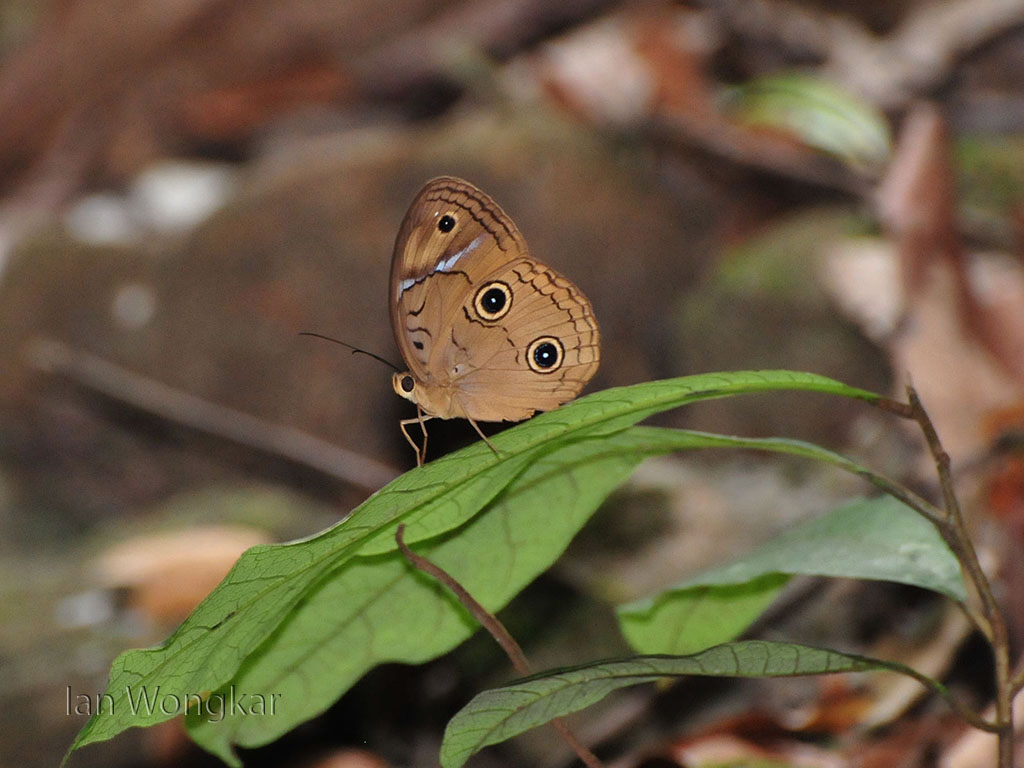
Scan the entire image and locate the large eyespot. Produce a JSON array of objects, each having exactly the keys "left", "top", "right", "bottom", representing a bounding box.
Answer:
[
  {"left": 527, "top": 336, "right": 564, "bottom": 373},
  {"left": 437, "top": 214, "right": 456, "bottom": 233},
  {"left": 473, "top": 281, "right": 512, "bottom": 321}
]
